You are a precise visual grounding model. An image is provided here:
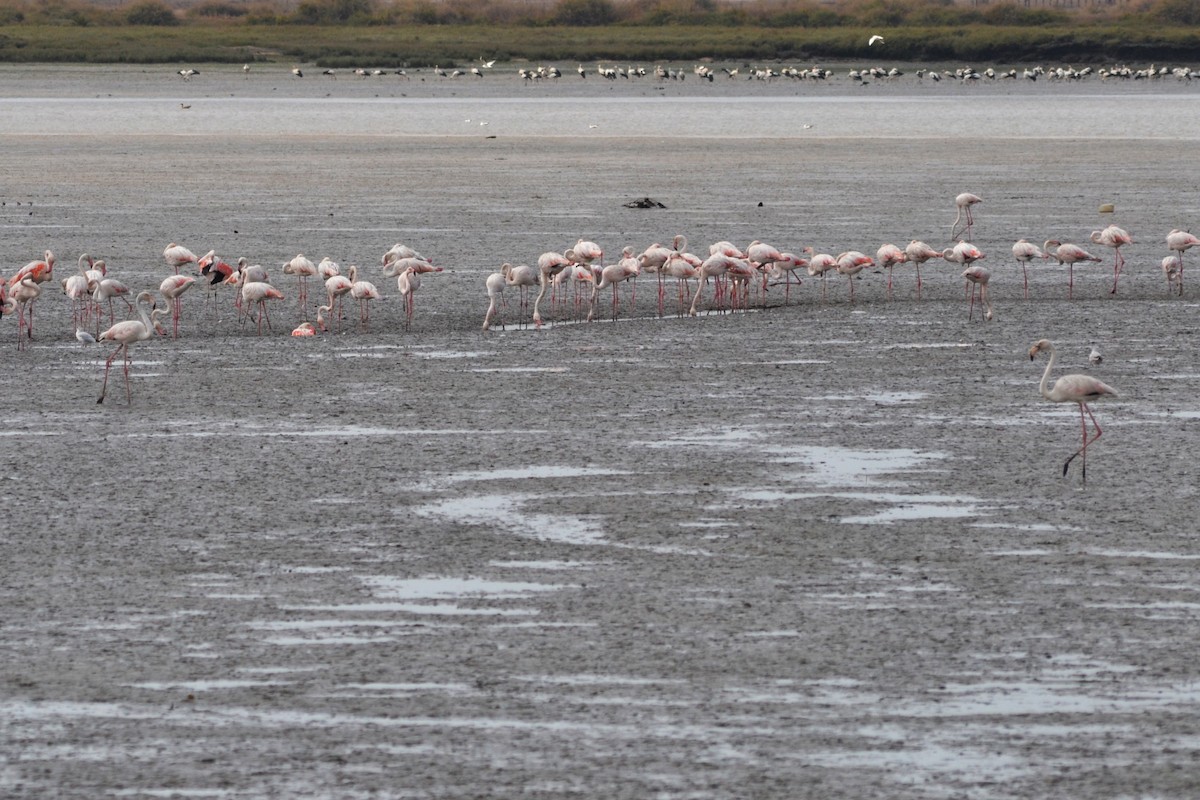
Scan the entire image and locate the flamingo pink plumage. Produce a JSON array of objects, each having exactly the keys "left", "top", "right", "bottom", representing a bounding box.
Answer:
[
  {"left": 835, "top": 251, "right": 874, "bottom": 303},
  {"left": 1012, "top": 239, "right": 1049, "bottom": 299},
  {"left": 482, "top": 271, "right": 507, "bottom": 331},
  {"left": 961, "top": 265, "right": 993, "bottom": 321},
  {"left": 1166, "top": 230, "right": 1200, "bottom": 293},
  {"left": 241, "top": 277, "right": 284, "bottom": 335},
  {"left": 158, "top": 274, "right": 195, "bottom": 338},
  {"left": 163, "top": 243, "right": 197, "bottom": 274},
  {"left": 1090, "top": 224, "right": 1133, "bottom": 294},
  {"left": 875, "top": 244, "right": 908, "bottom": 300},
  {"left": 951, "top": 192, "right": 982, "bottom": 241},
  {"left": 394, "top": 262, "right": 441, "bottom": 331},
  {"left": 98, "top": 291, "right": 169, "bottom": 404},
  {"left": 1029, "top": 339, "right": 1117, "bottom": 483},
  {"left": 1045, "top": 240, "right": 1101, "bottom": 299},
  {"left": 903, "top": 240, "right": 942, "bottom": 300},
  {"left": 283, "top": 254, "right": 318, "bottom": 317}
]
